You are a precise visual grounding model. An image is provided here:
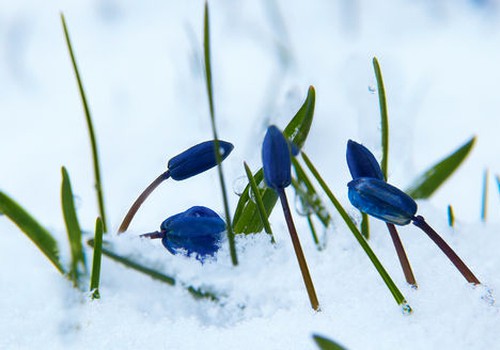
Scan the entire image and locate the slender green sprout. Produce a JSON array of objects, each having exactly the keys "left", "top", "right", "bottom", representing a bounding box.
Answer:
[
  {"left": 481, "top": 169, "right": 488, "bottom": 222},
  {"left": 373, "top": 57, "right": 389, "bottom": 180},
  {"left": 90, "top": 218, "right": 104, "bottom": 299},
  {"left": 61, "top": 13, "right": 108, "bottom": 233},
  {"left": 447, "top": 205, "right": 455, "bottom": 227},
  {"left": 203, "top": 3, "right": 238, "bottom": 265}
]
